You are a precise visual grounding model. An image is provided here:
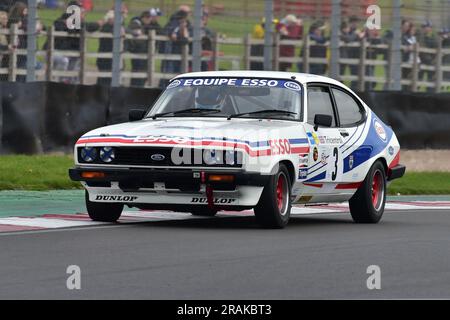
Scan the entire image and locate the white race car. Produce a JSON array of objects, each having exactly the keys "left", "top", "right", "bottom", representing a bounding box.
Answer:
[{"left": 69, "top": 71, "right": 405, "bottom": 228}]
